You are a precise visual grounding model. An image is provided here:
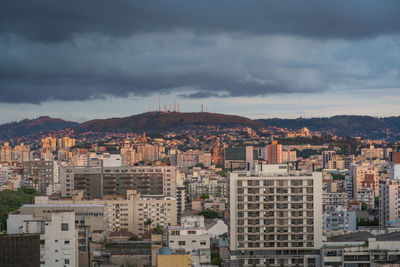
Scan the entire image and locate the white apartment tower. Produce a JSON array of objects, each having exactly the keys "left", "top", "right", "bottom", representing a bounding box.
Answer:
[
  {"left": 379, "top": 149, "right": 400, "bottom": 229},
  {"left": 229, "top": 164, "right": 322, "bottom": 267}
]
